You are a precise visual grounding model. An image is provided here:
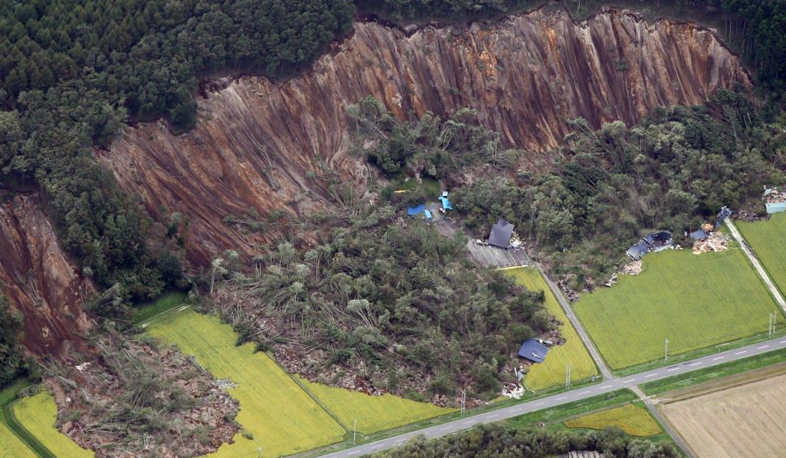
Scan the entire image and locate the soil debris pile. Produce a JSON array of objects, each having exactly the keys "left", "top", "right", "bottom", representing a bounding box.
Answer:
[{"left": 692, "top": 232, "right": 729, "bottom": 254}]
